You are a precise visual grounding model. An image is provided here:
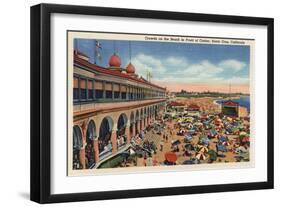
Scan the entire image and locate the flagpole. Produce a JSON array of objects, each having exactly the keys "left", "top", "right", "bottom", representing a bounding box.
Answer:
[{"left": 94, "top": 40, "right": 96, "bottom": 64}]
